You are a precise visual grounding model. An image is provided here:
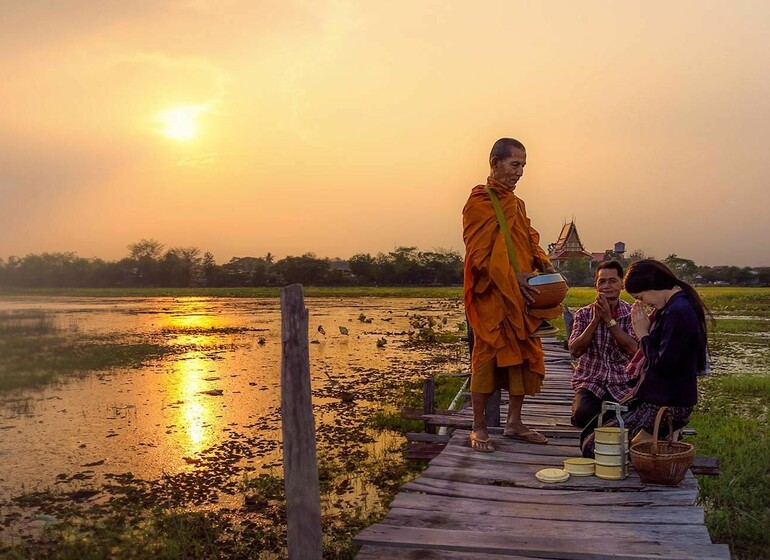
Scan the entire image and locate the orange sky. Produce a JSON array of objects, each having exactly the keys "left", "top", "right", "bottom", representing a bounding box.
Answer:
[{"left": 1, "top": 1, "right": 769, "bottom": 266}]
